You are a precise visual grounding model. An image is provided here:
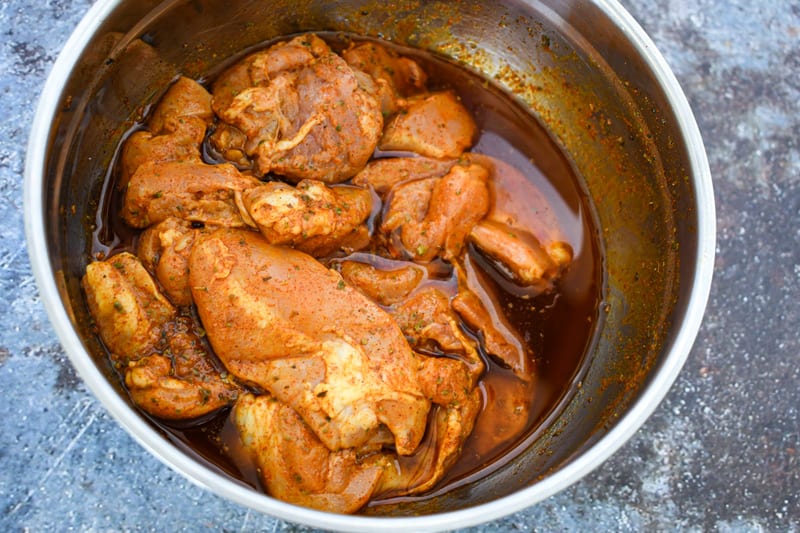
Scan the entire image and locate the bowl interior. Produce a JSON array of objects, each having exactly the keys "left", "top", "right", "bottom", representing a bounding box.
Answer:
[{"left": 28, "top": 0, "right": 712, "bottom": 526}]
